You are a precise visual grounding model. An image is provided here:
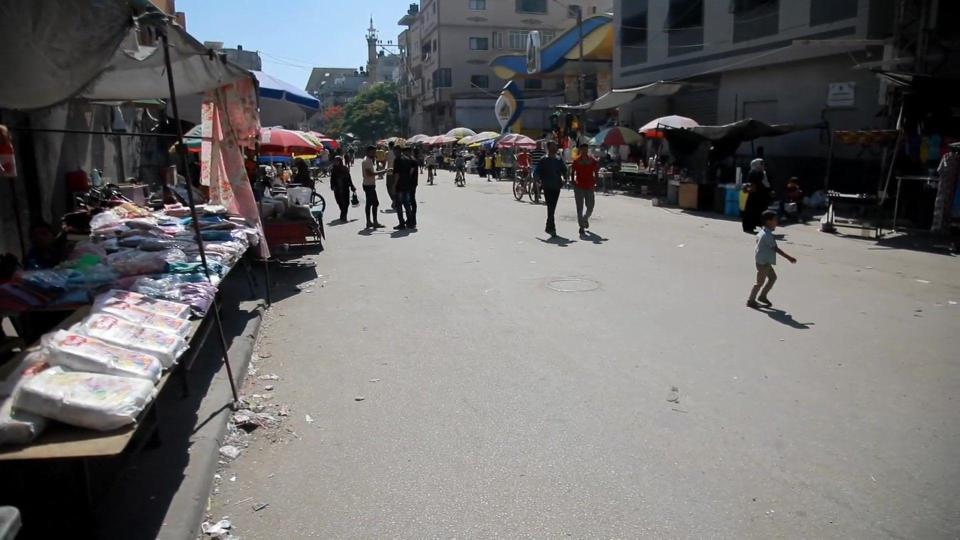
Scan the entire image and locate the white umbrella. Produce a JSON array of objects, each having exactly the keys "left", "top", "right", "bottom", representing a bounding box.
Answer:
[{"left": 639, "top": 115, "right": 699, "bottom": 134}]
